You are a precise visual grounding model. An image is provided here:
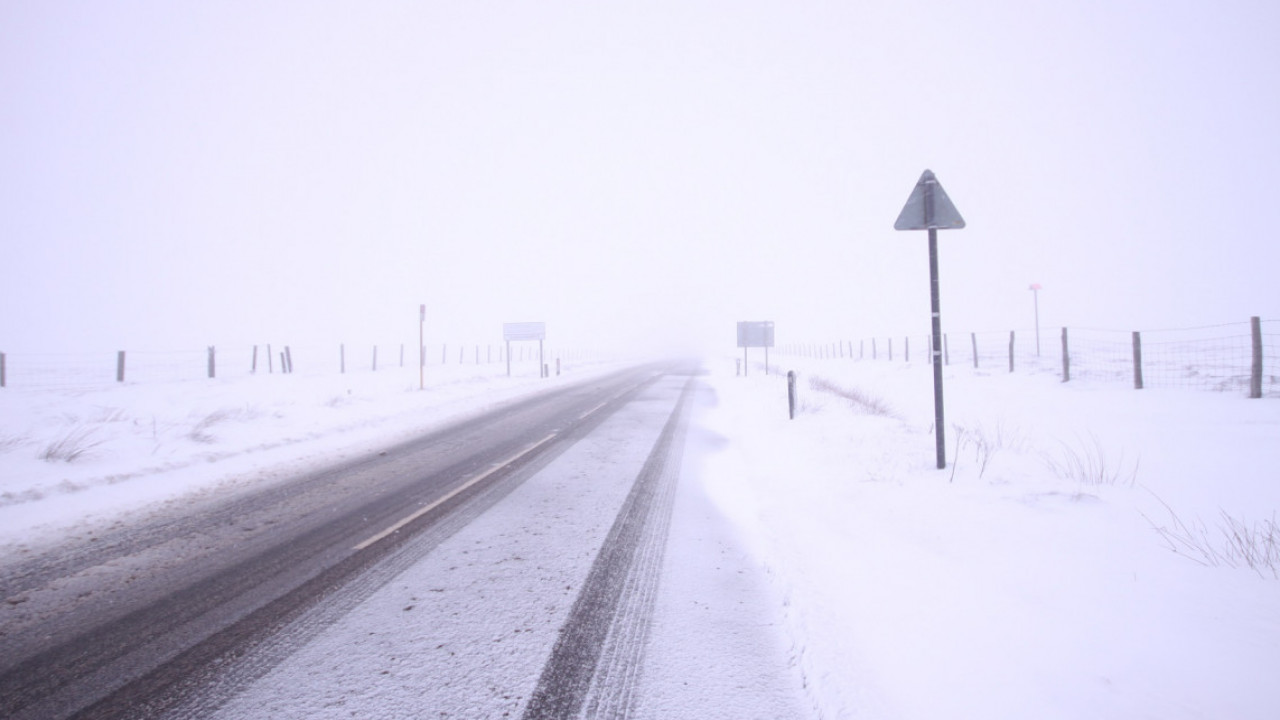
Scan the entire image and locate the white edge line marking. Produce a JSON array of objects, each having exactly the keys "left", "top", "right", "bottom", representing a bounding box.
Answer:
[
  {"left": 579, "top": 401, "right": 609, "bottom": 421},
  {"left": 353, "top": 432, "right": 558, "bottom": 551}
]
